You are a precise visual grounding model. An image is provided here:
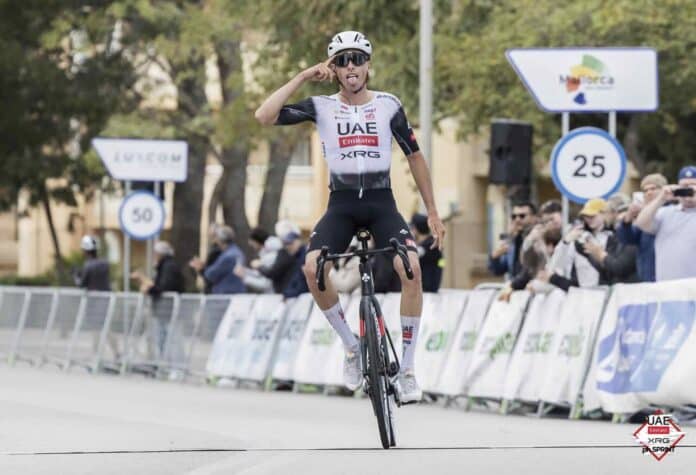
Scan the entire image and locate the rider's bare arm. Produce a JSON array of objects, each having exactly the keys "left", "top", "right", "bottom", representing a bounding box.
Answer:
[
  {"left": 254, "top": 59, "right": 334, "bottom": 126},
  {"left": 406, "top": 151, "right": 446, "bottom": 249}
]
